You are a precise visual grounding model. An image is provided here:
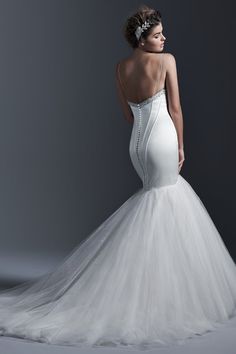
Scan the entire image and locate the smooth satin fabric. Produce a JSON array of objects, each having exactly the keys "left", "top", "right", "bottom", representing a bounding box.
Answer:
[
  {"left": 0, "top": 88, "right": 236, "bottom": 350},
  {"left": 128, "top": 88, "right": 179, "bottom": 190}
]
